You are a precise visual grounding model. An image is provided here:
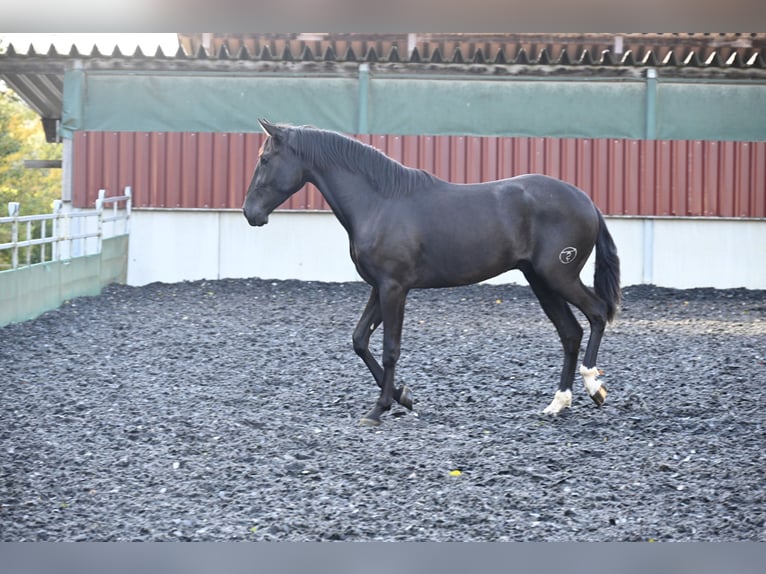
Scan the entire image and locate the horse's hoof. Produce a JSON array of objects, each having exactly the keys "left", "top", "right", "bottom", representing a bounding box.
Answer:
[
  {"left": 543, "top": 389, "right": 572, "bottom": 415},
  {"left": 590, "top": 384, "right": 608, "bottom": 407},
  {"left": 396, "top": 385, "right": 414, "bottom": 410},
  {"left": 359, "top": 416, "right": 381, "bottom": 427}
]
